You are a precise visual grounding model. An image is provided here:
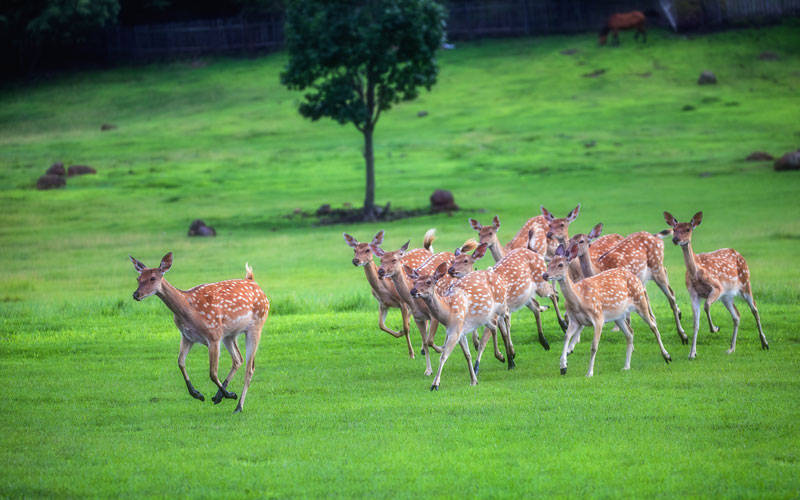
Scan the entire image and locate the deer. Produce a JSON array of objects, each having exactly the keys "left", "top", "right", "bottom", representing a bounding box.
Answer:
[
  {"left": 448, "top": 232, "right": 567, "bottom": 372},
  {"left": 409, "top": 261, "right": 511, "bottom": 390},
  {"left": 342, "top": 229, "right": 435, "bottom": 358},
  {"left": 542, "top": 204, "right": 626, "bottom": 262},
  {"left": 129, "top": 252, "right": 269, "bottom": 413},
  {"left": 663, "top": 211, "right": 769, "bottom": 358},
  {"left": 371, "top": 237, "right": 477, "bottom": 376},
  {"left": 542, "top": 243, "right": 672, "bottom": 377}
]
